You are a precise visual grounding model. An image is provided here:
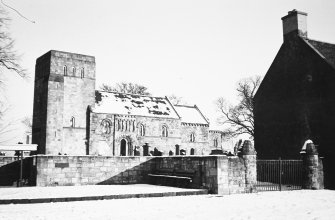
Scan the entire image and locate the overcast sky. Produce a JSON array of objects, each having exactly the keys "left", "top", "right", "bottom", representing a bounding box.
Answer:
[{"left": 1, "top": 0, "right": 335, "bottom": 142}]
